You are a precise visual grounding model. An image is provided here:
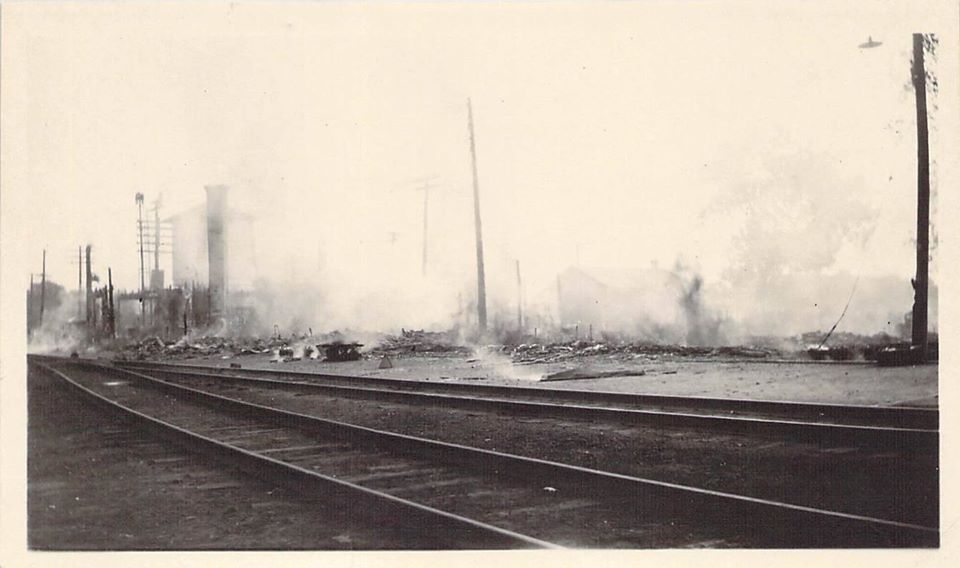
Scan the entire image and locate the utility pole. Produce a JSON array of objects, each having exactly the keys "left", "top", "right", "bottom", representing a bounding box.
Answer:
[
  {"left": 136, "top": 192, "right": 146, "bottom": 325},
  {"left": 152, "top": 196, "right": 162, "bottom": 327},
  {"left": 516, "top": 259, "right": 523, "bottom": 330},
  {"left": 422, "top": 186, "right": 428, "bottom": 275},
  {"left": 108, "top": 267, "right": 116, "bottom": 338},
  {"left": 85, "top": 245, "right": 93, "bottom": 327},
  {"left": 420, "top": 182, "right": 431, "bottom": 276},
  {"left": 39, "top": 248, "right": 46, "bottom": 326},
  {"left": 28, "top": 274, "right": 34, "bottom": 337},
  {"left": 410, "top": 179, "right": 437, "bottom": 276},
  {"left": 153, "top": 196, "right": 161, "bottom": 274},
  {"left": 78, "top": 246, "right": 83, "bottom": 321},
  {"left": 467, "top": 98, "right": 488, "bottom": 335},
  {"left": 910, "top": 33, "right": 931, "bottom": 361},
  {"left": 557, "top": 274, "right": 563, "bottom": 325}
]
